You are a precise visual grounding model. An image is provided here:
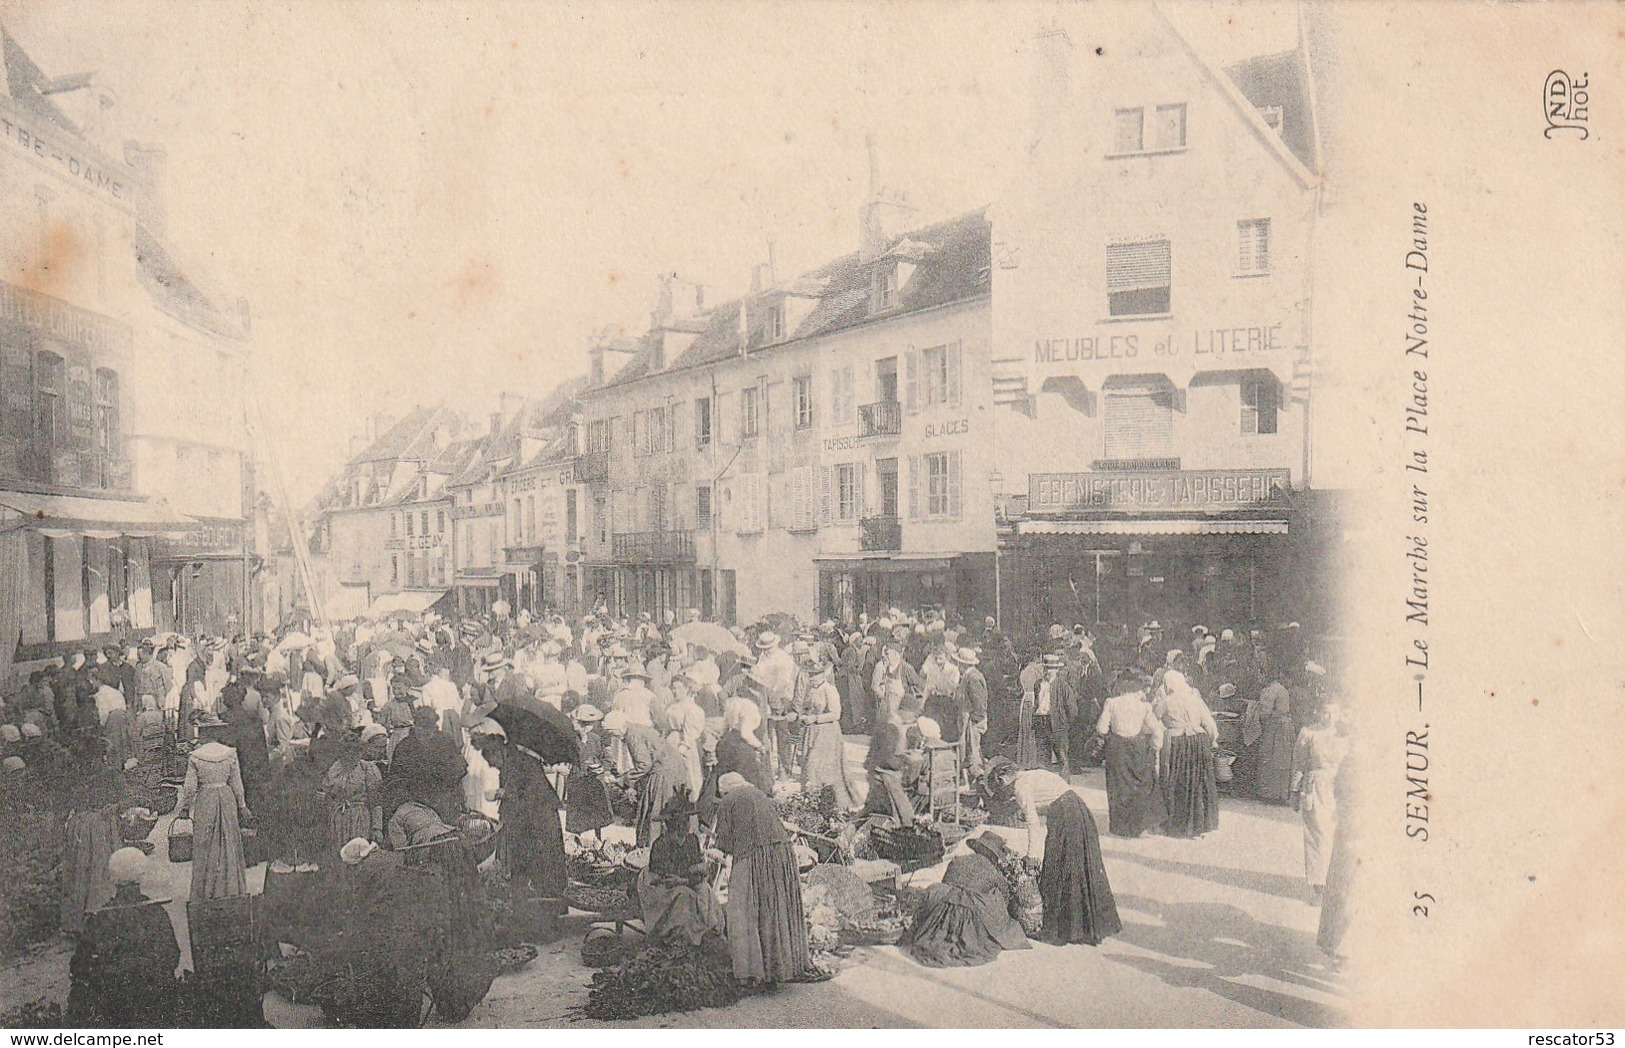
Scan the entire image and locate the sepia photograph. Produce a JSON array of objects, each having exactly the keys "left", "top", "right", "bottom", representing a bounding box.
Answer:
[{"left": 0, "top": 0, "right": 1619, "bottom": 1034}]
